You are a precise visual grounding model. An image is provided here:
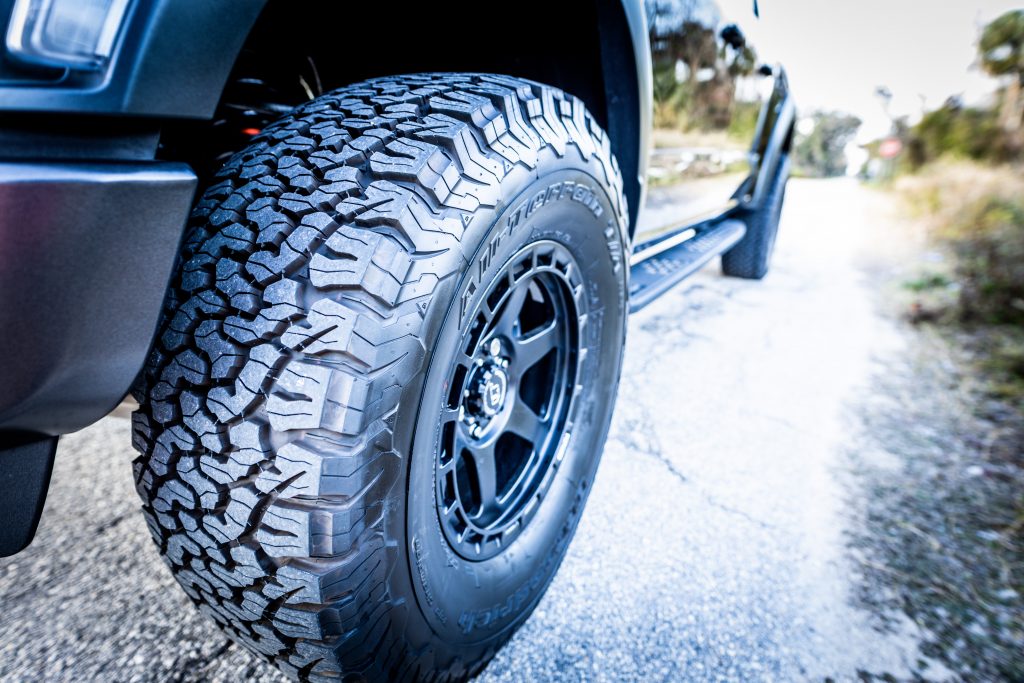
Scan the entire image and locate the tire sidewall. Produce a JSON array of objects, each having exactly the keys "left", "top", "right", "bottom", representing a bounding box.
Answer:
[{"left": 393, "top": 154, "right": 628, "bottom": 655}]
